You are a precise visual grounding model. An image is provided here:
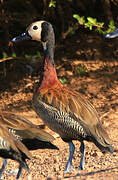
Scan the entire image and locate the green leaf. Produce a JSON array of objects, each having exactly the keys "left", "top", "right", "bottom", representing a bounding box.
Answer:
[
  {"left": 87, "top": 17, "right": 97, "bottom": 25},
  {"left": 73, "top": 14, "right": 80, "bottom": 21},
  {"left": 36, "top": 51, "right": 41, "bottom": 58},
  {"left": 79, "top": 17, "right": 85, "bottom": 24},
  {"left": 49, "top": 1, "right": 56, "bottom": 8},
  {"left": 95, "top": 27, "right": 104, "bottom": 34},
  {"left": 73, "top": 14, "right": 85, "bottom": 24},
  {"left": 85, "top": 22, "right": 90, "bottom": 28},
  {"left": 2, "top": 52, "right": 8, "bottom": 59},
  {"left": 109, "top": 20, "right": 115, "bottom": 26},
  {"left": 97, "top": 22, "right": 104, "bottom": 27},
  {"left": 89, "top": 25, "right": 93, "bottom": 30},
  {"left": 25, "top": 54, "right": 31, "bottom": 60},
  {"left": 59, "top": 78, "right": 67, "bottom": 84},
  {"left": 108, "top": 20, "right": 115, "bottom": 31},
  {"left": 12, "top": 52, "right": 16, "bottom": 58},
  {"left": 77, "top": 65, "right": 86, "bottom": 75}
]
